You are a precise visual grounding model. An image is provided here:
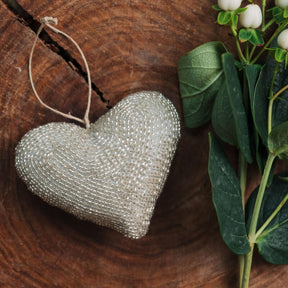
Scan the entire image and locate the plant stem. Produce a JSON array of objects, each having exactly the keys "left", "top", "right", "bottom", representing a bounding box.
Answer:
[
  {"left": 248, "top": 45, "right": 256, "bottom": 62},
  {"left": 268, "top": 62, "right": 280, "bottom": 134},
  {"left": 262, "top": 18, "right": 275, "bottom": 32},
  {"left": 245, "top": 42, "right": 250, "bottom": 62},
  {"left": 241, "top": 153, "right": 276, "bottom": 288},
  {"left": 238, "top": 152, "right": 247, "bottom": 288},
  {"left": 238, "top": 68, "right": 249, "bottom": 287},
  {"left": 239, "top": 152, "right": 247, "bottom": 211},
  {"left": 248, "top": 153, "right": 275, "bottom": 241},
  {"left": 235, "top": 37, "right": 246, "bottom": 62},
  {"left": 230, "top": 24, "right": 246, "bottom": 63},
  {"left": 241, "top": 247, "right": 254, "bottom": 288},
  {"left": 239, "top": 255, "right": 245, "bottom": 288},
  {"left": 255, "top": 192, "right": 288, "bottom": 239},
  {"left": 273, "top": 83, "right": 288, "bottom": 102},
  {"left": 262, "top": 0, "right": 266, "bottom": 30},
  {"left": 268, "top": 82, "right": 288, "bottom": 134},
  {"left": 251, "top": 21, "right": 288, "bottom": 64}
]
